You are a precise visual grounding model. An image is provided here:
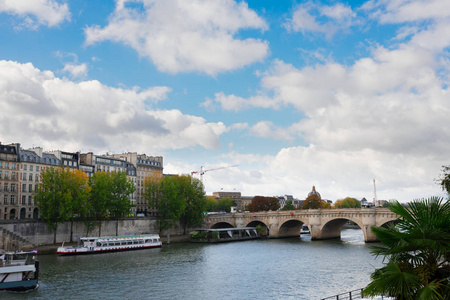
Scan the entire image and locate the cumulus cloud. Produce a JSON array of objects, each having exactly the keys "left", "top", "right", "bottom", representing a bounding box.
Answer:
[
  {"left": 286, "top": 1, "right": 356, "bottom": 38},
  {"left": 194, "top": 5, "right": 450, "bottom": 202},
  {"left": 84, "top": 0, "right": 269, "bottom": 75},
  {"left": 62, "top": 63, "right": 88, "bottom": 79},
  {"left": 0, "top": 0, "right": 70, "bottom": 30},
  {"left": 0, "top": 60, "right": 228, "bottom": 153}
]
